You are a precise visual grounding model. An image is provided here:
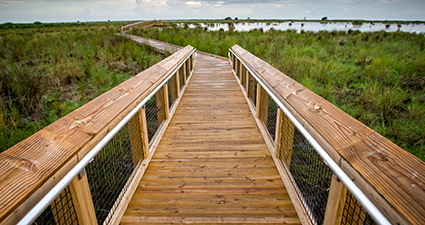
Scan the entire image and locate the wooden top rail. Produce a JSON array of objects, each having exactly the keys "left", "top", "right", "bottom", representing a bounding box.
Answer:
[
  {"left": 121, "top": 20, "right": 163, "bottom": 32},
  {"left": 0, "top": 45, "right": 194, "bottom": 224},
  {"left": 231, "top": 44, "right": 425, "bottom": 224}
]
